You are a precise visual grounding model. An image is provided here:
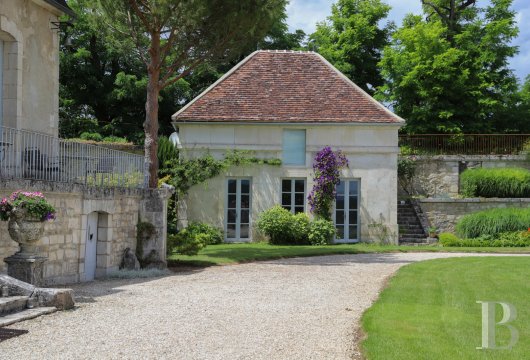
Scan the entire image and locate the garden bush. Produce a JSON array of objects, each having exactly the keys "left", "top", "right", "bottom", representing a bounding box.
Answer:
[
  {"left": 102, "top": 135, "right": 128, "bottom": 143},
  {"left": 291, "top": 213, "right": 310, "bottom": 245},
  {"left": 455, "top": 207, "right": 530, "bottom": 238},
  {"left": 256, "top": 205, "right": 294, "bottom": 244},
  {"left": 79, "top": 132, "right": 103, "bottom": 142},
  {"left": 439, "top": 231, "right": 530, "bottom": 247},
  {"left": 460, "top": 167, "right": 530, "bottom": 198},
  {"left": 308, "top": 218, "right": 336, "bottom": 245},
  {"left": 167, "top": 221, "right": 223, "bottom": 255}
]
